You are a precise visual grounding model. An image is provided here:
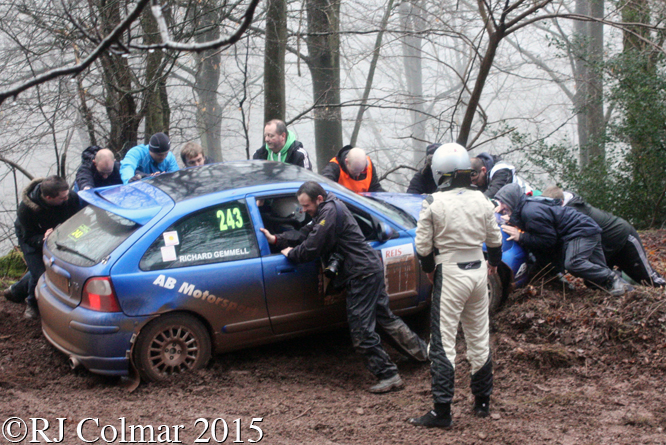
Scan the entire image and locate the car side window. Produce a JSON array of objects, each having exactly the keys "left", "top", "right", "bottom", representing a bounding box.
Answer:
[
  {"left": 341, "top": 202, "right": 379, "bottom": 241},
  {"left": 257, "top": 196, "right": 308, "bottom": 233},
  {"left": 140, "top": 199, "right": 259, "bottom": 271}
]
